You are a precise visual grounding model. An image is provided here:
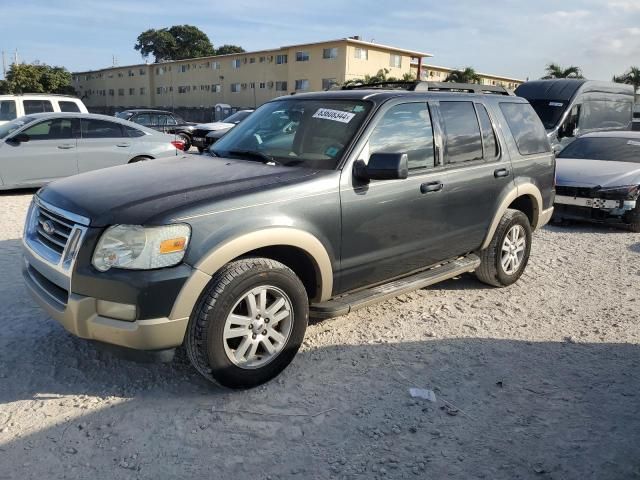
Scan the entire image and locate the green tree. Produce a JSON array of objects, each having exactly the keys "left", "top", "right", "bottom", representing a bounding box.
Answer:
[
  {"left": 445, "top": 67, "right": 481, "bottom": 84},
  {"left": 216, "top": 44, "right": 246, "bottom": 55},
  {"left": 542, "top": 63, "right": 584, "bottom": 79},
  {"left": 3, "top": 62, "right": 75, "bottom": 95},
  {"left": 613, "top": 66, "right": 640, "bottom": 94},
  {"left": 134, "top": 25, "right": 215, "bottom": 62}
]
